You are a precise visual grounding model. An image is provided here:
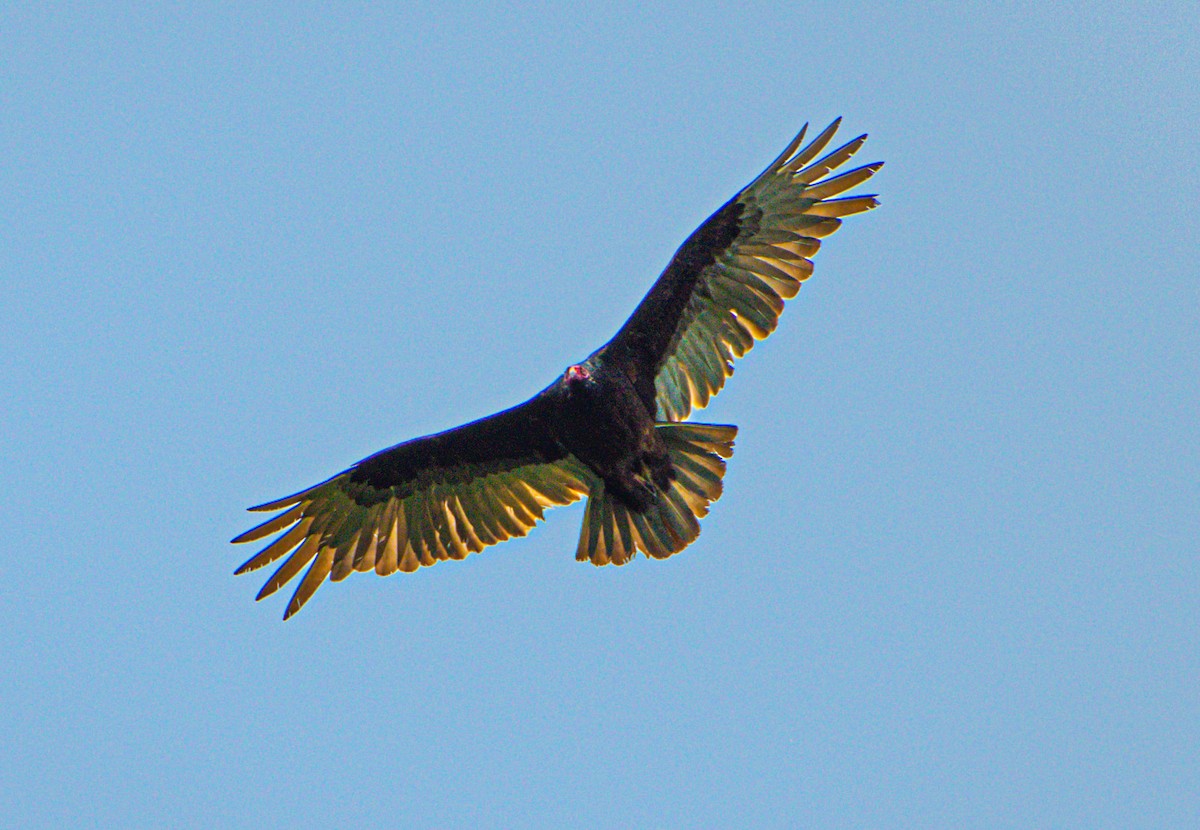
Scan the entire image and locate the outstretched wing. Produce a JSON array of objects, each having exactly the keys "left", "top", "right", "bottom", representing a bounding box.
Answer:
[
  {"left": 232, "top": 394, "right": 591, "bottom": 619},
  {"left": 605, "top": 119, "right": 882, "bottom": 421}
]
